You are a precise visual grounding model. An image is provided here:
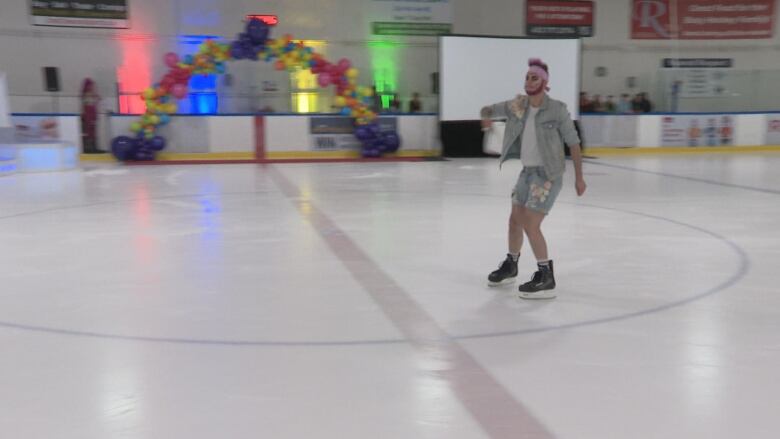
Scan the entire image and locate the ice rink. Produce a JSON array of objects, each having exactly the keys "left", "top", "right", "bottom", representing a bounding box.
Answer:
[{"left": 1, "top": 154, "right": 778, "bottom": 438}]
